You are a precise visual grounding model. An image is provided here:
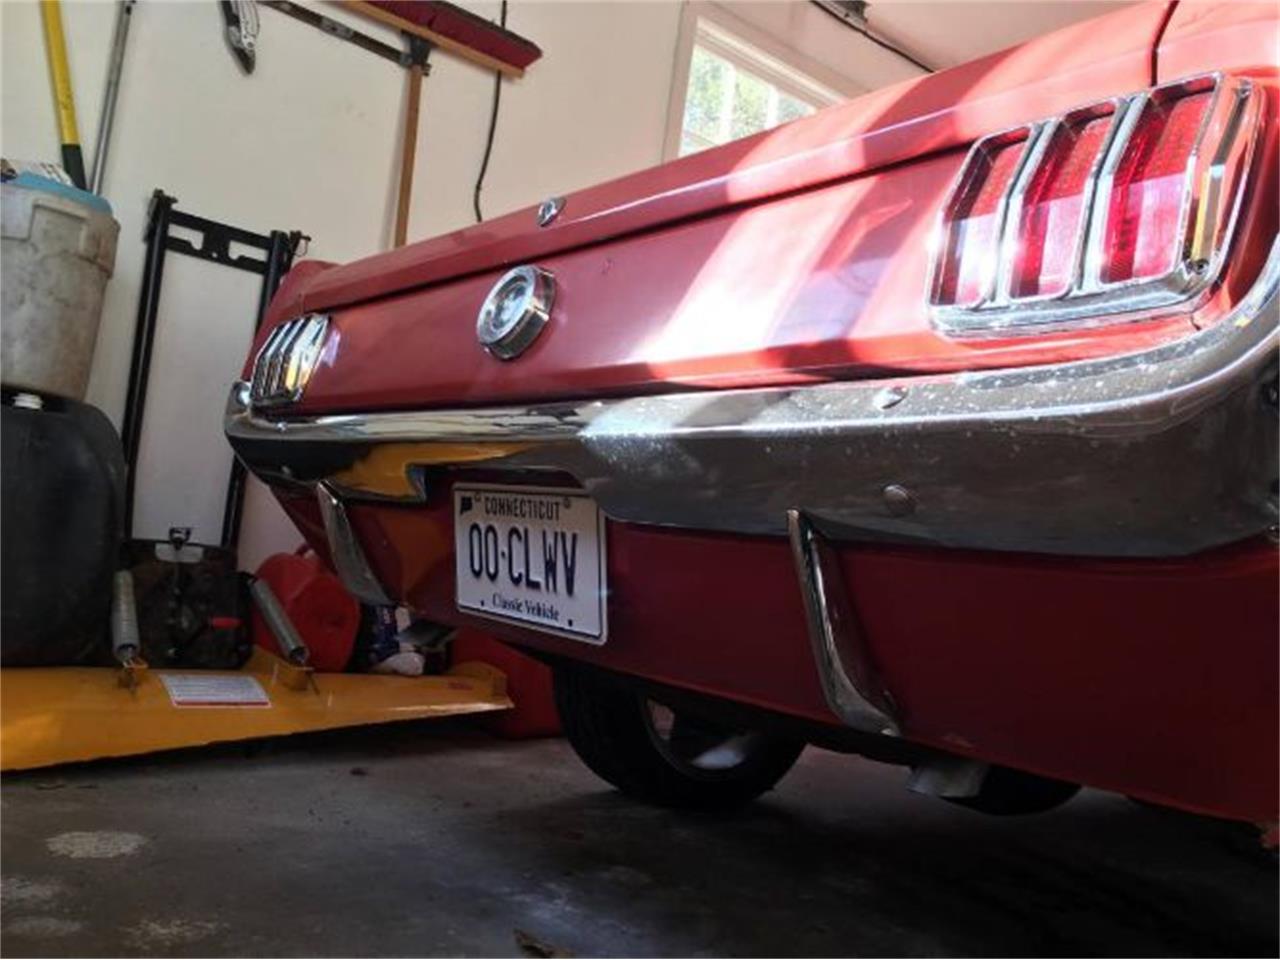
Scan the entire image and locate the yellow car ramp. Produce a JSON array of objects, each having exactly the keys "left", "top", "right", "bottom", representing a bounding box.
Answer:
[{"left": 0, "top": 648, "right": 512, "bottom": 772}]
